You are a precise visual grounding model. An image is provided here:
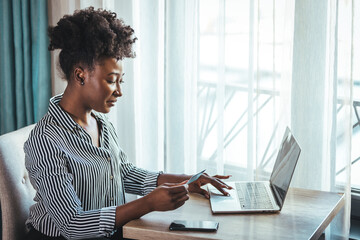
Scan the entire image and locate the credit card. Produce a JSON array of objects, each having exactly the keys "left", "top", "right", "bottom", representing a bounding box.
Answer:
[{"left": 186, "top": 169, "right": 206, "bottom": 185}]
